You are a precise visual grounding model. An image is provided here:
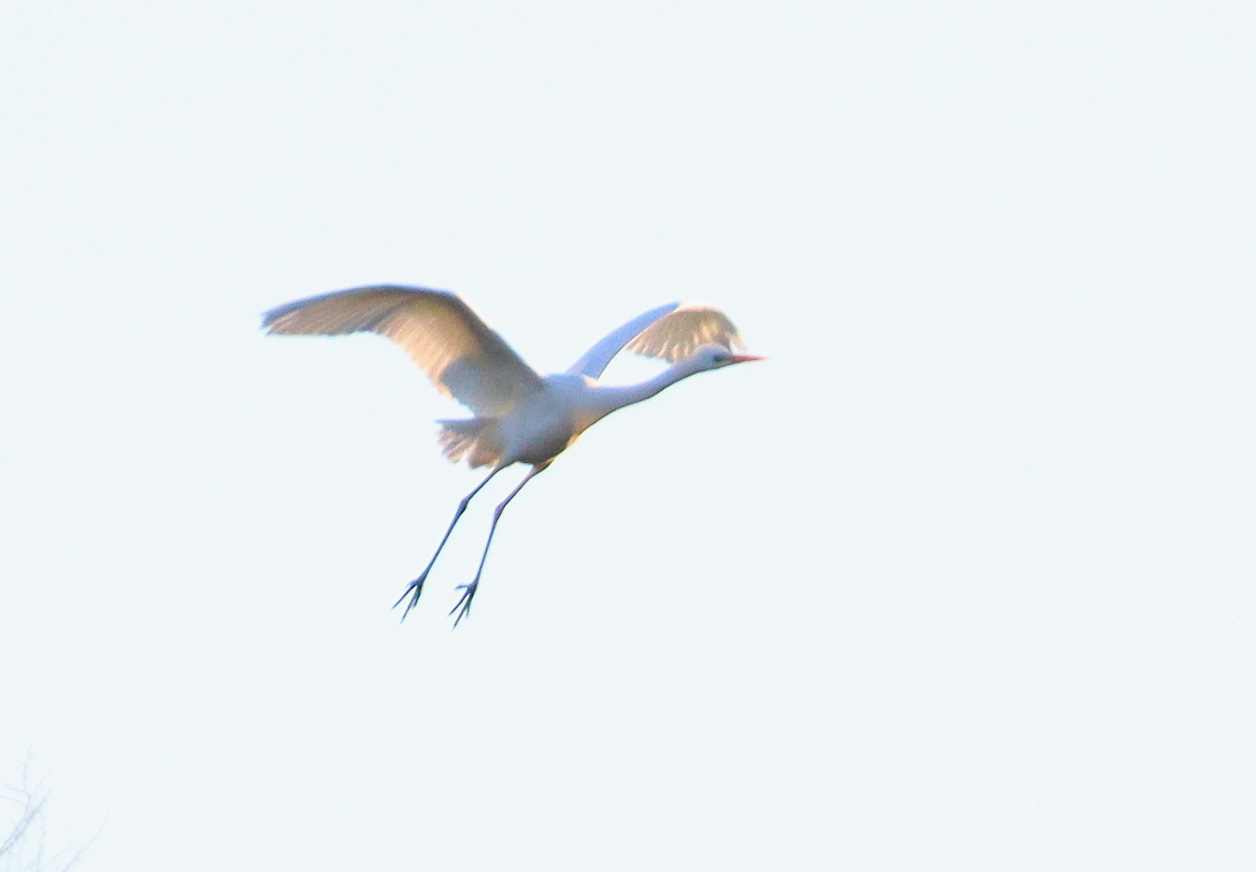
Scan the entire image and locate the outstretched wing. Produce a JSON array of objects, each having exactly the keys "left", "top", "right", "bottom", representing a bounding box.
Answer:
[
  {"left": 263, "top": 285, "right": 544, "bottom": 416},
  {"left": 567, "top": 303, "right": 745, "bottom": 378},
  {"left": 626, "top": 305, "right": 745, "bottom": 362},
  {"left": 566, "top": 303, "right": 679, "bottom": 378}
]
